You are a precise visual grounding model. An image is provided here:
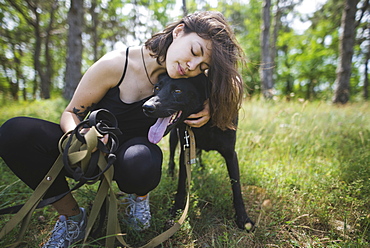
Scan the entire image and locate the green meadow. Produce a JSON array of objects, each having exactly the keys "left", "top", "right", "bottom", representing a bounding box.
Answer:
[{"left": 0, "top": 98, "right": 369, "bottom": 247}]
